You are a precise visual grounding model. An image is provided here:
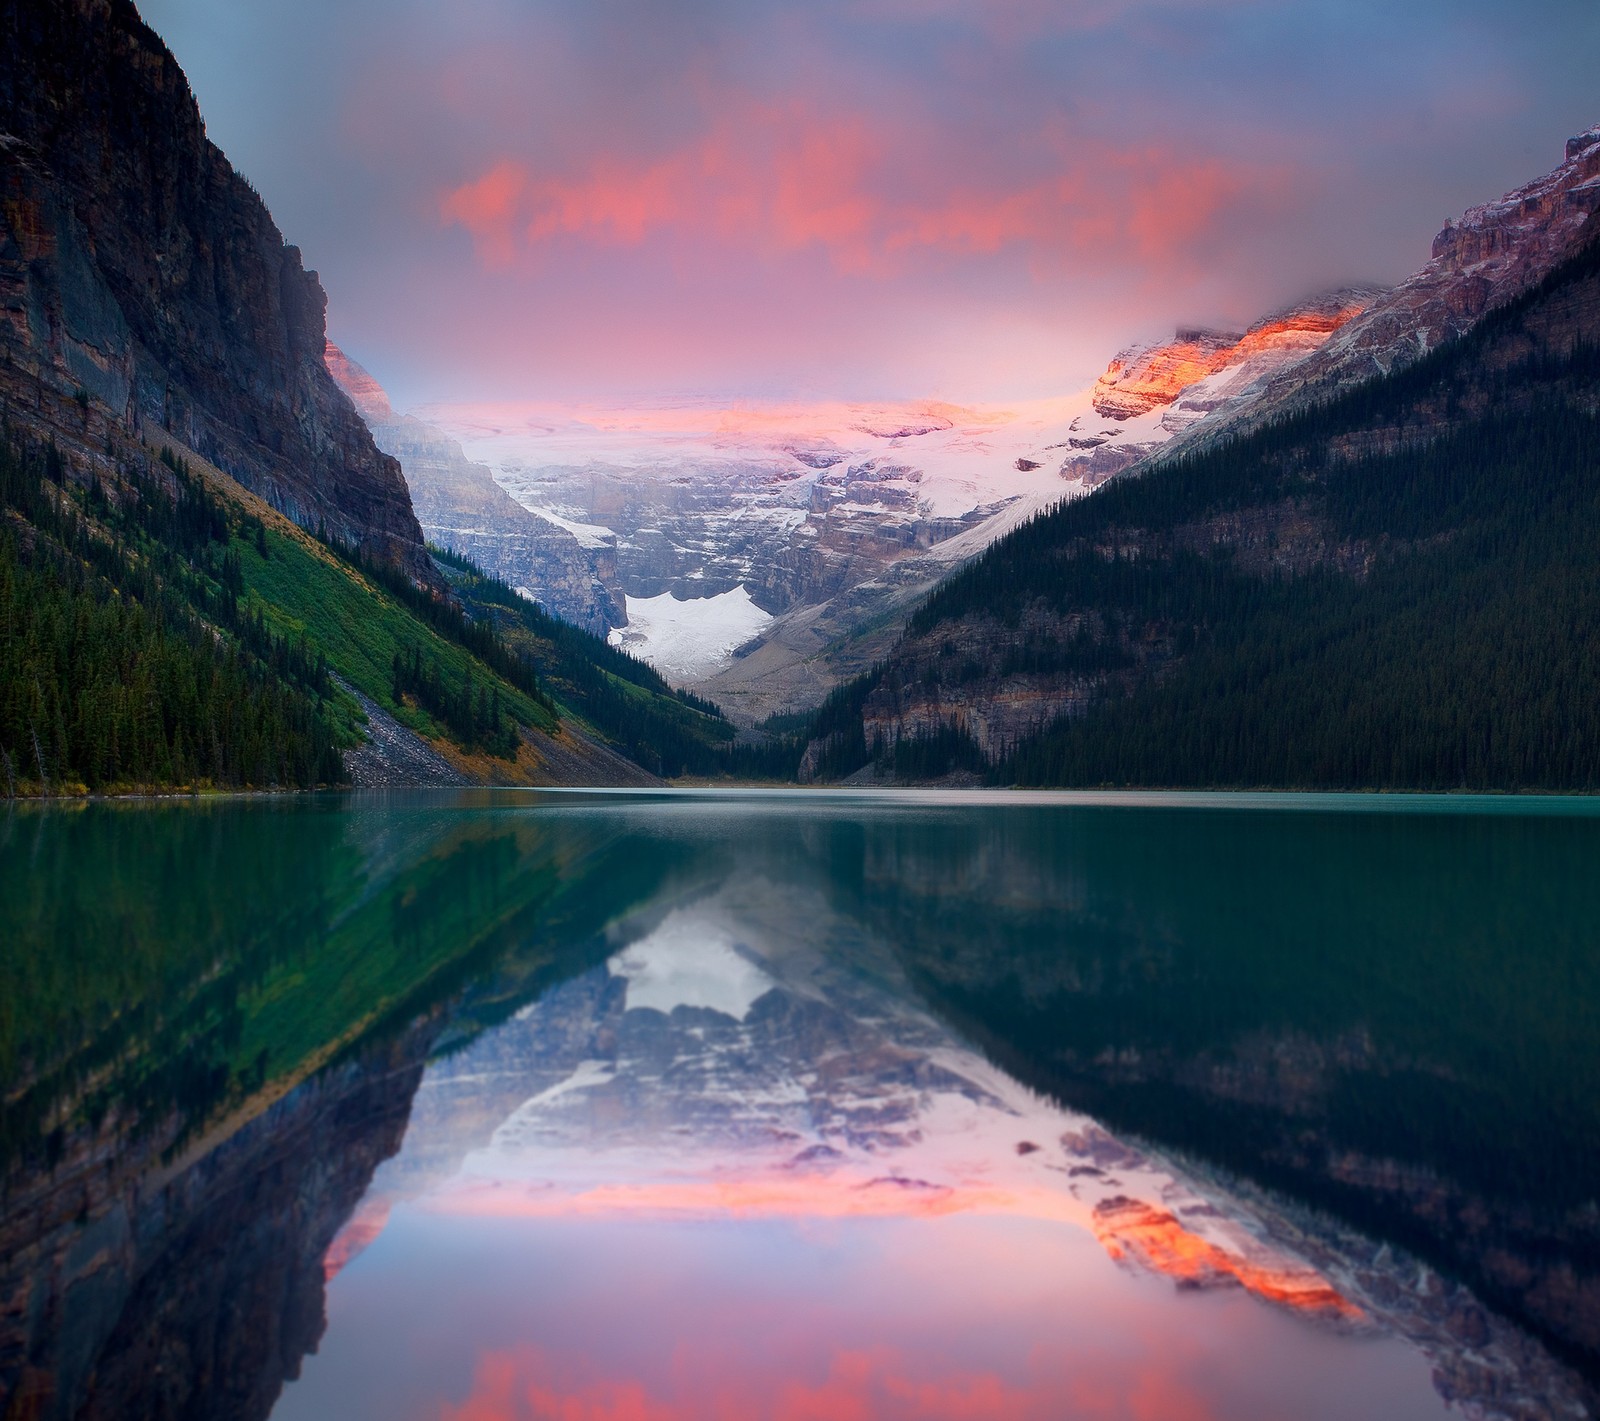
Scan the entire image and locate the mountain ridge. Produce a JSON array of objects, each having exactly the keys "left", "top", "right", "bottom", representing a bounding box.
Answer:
[
  {"left": 1156, "top": 123, "right": 1600, "bottom": 460},
  {"left": 0, "top": 0, "right": 431, "bottom": 579},
  {"left": 786, "top": 125, "right": 1600, "bottom": 789}
]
